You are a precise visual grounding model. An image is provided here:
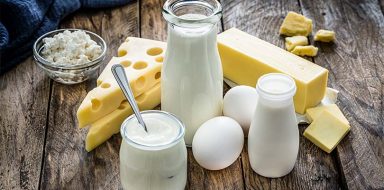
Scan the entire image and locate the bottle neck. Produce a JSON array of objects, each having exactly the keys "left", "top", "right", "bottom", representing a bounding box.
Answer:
[
  {"left": 163, "top": 0, "right": 222, "bottom": 28},
  {"left": 256, "top": 73, "right": 297, "bottom": 107}
]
